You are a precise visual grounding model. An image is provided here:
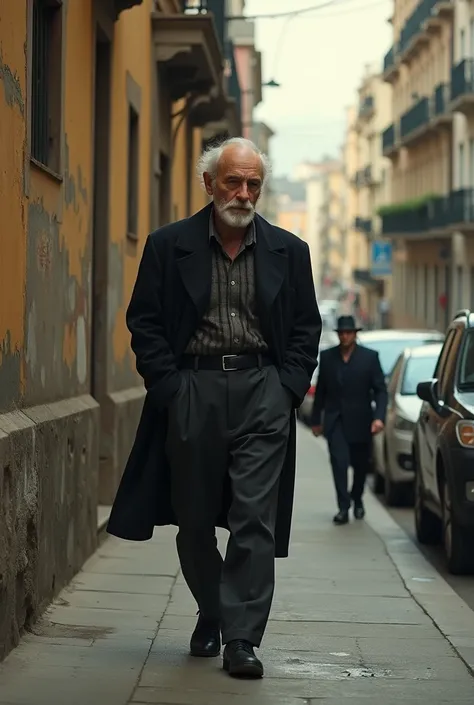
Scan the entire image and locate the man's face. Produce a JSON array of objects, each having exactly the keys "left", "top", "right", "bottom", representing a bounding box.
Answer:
[
  {"left": 338, "top": 330, "right": 357, "bottom": 350},
  {"left": 204, "top": 146, "right": 263, "bottom": 228}
]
